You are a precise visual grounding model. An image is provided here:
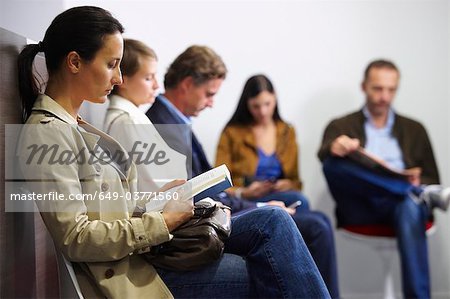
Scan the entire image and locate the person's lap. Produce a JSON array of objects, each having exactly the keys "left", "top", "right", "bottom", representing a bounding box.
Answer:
[
  {"left": 322, "top": 157, "right": 428, "bottom": 225},
  {"left": 156, "top": 253, "right": 249, "bottom": 298},
  {"left": 157, "top": 206, "right": 330, "bottom": 298},
  {"left": 323, "top": 157, "right": 419, "bottom": 199}
]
